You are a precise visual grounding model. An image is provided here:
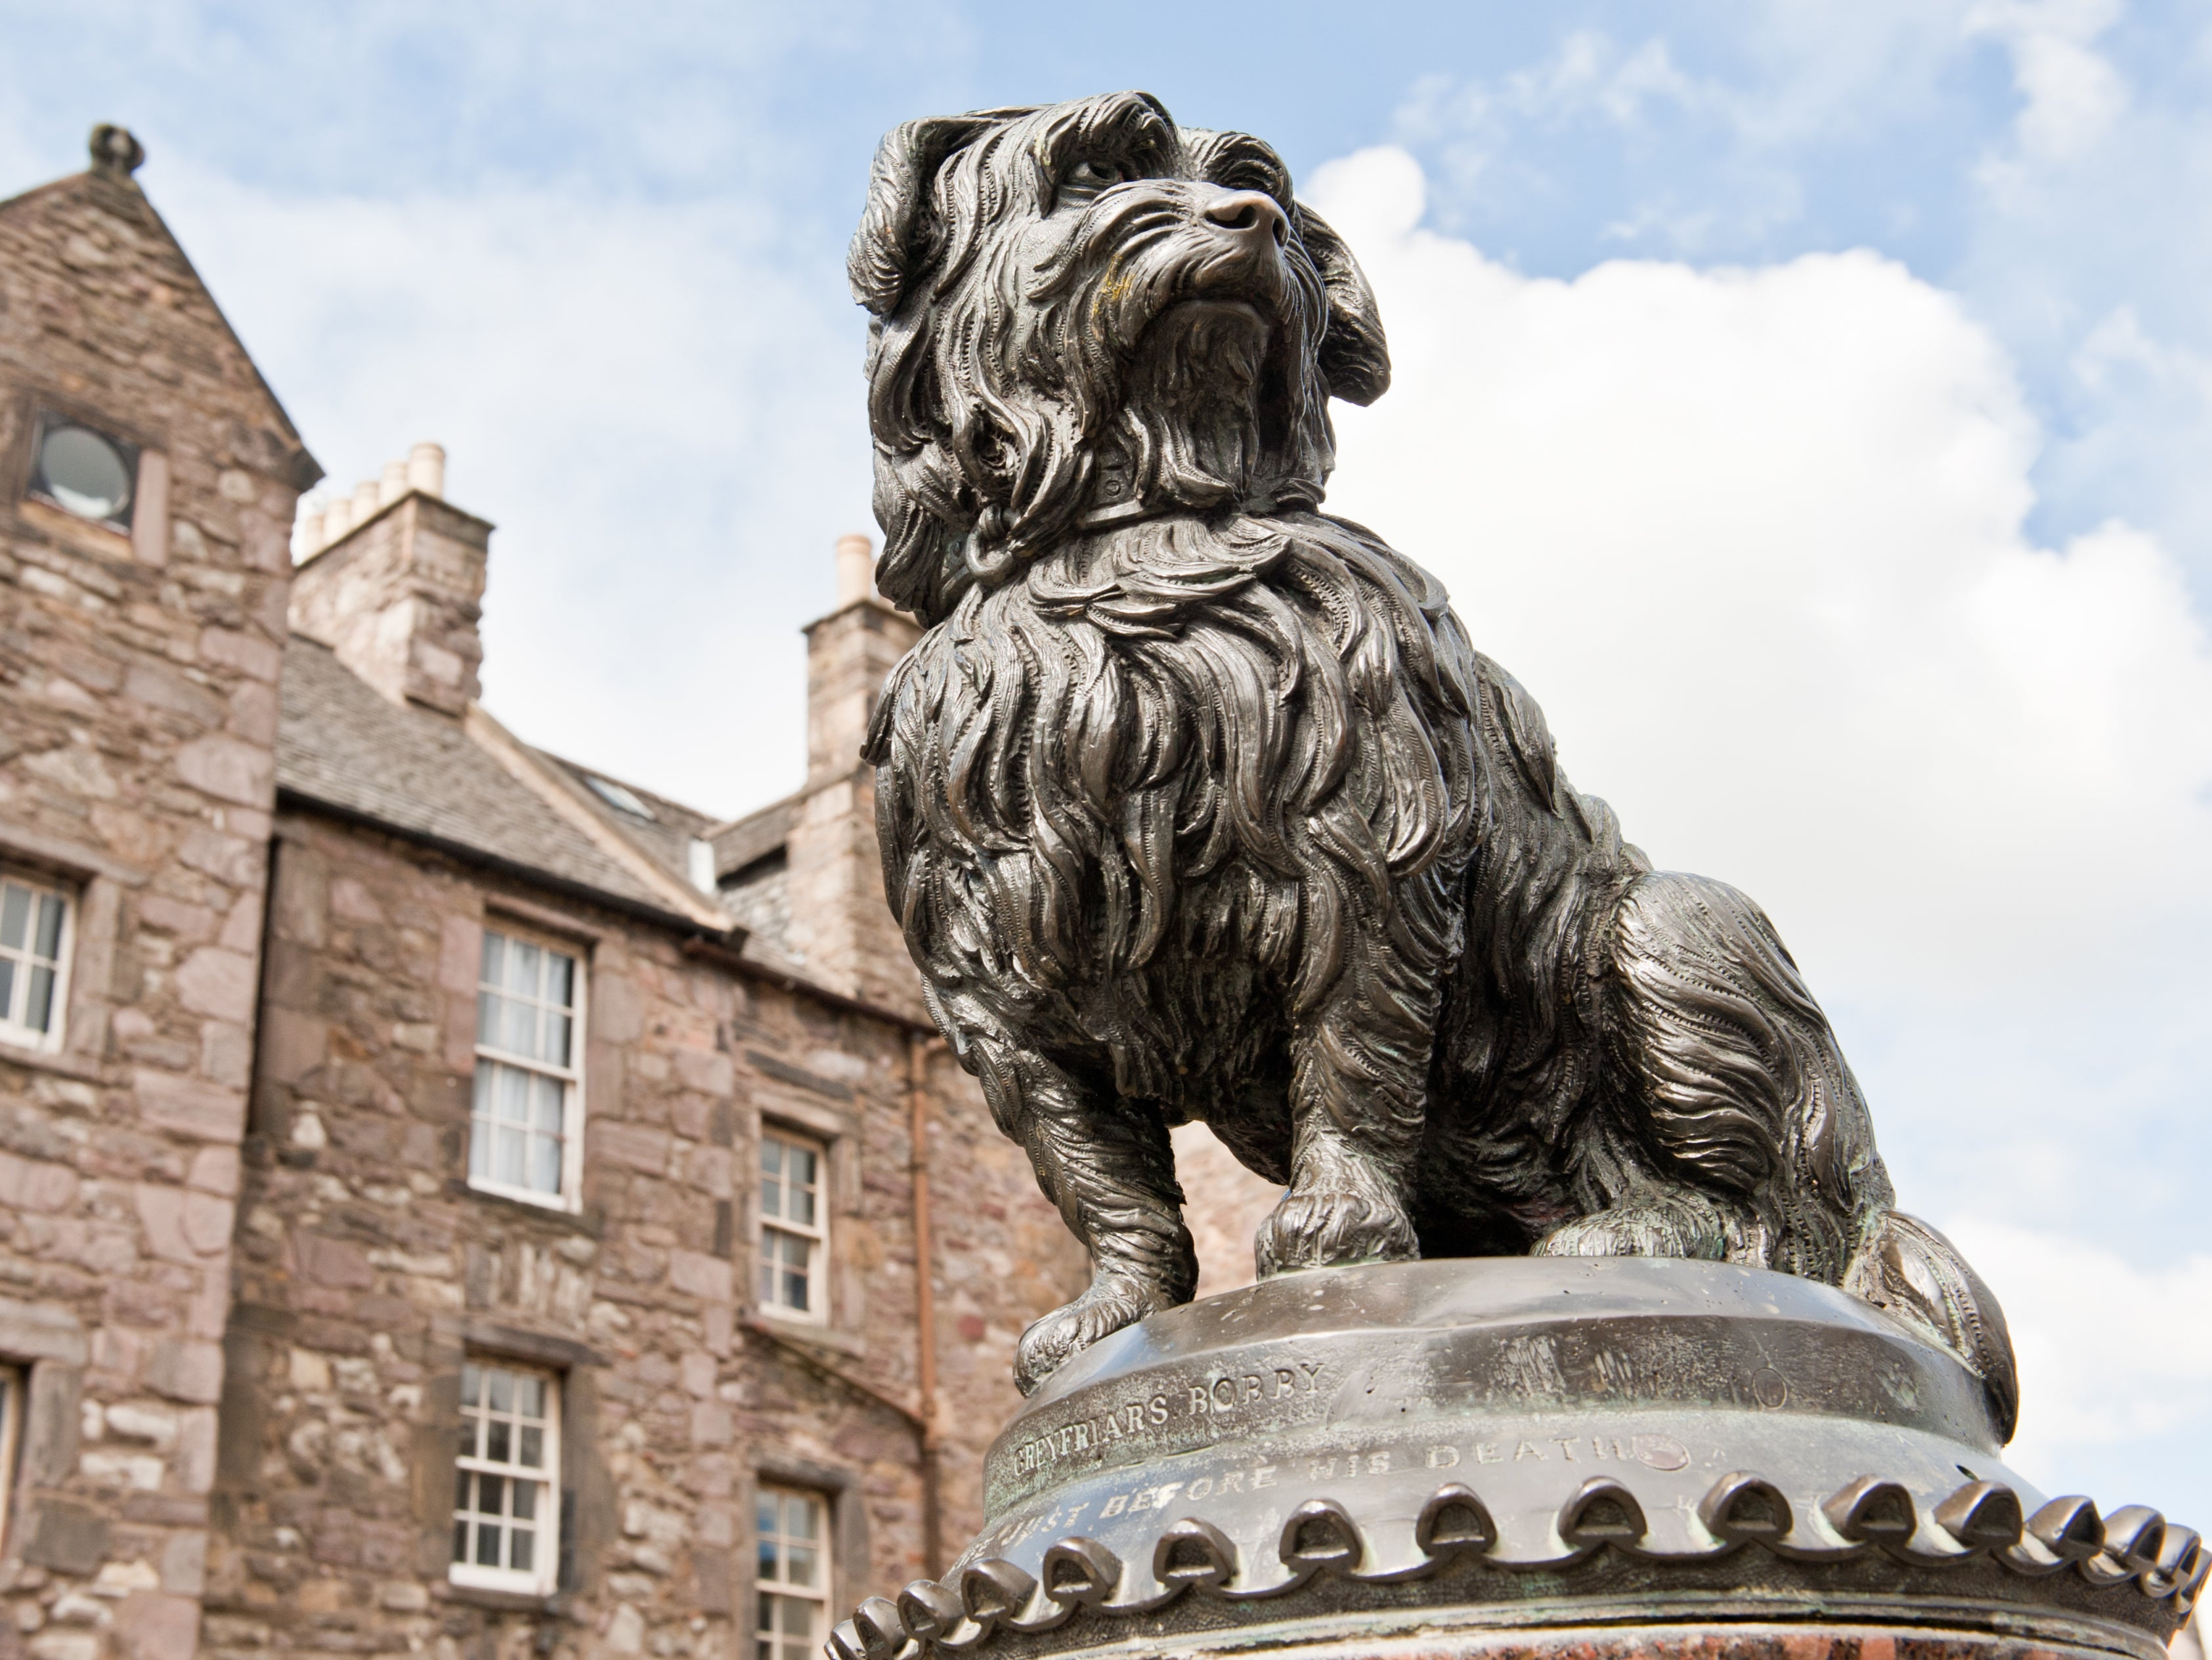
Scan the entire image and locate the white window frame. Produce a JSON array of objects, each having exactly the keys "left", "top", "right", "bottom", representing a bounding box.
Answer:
[
  {"left": 468, "top": 924, "right": 586, "bottom": 1212},
  {"left": 0, "top": 1363, "right": 24, "bottom": 1560},
  {"left": 450, "top": 1358, "right": 561, "bottom": 1596},
  {"left": 758, "top": 1126, "right": 829, "bottom": 1324},
  {"left": 755, "top": 1484, "right": 830, "bottom": 1660},
  {"left": 0, "top": 870, "right": 73, "bottom": 1055}
]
